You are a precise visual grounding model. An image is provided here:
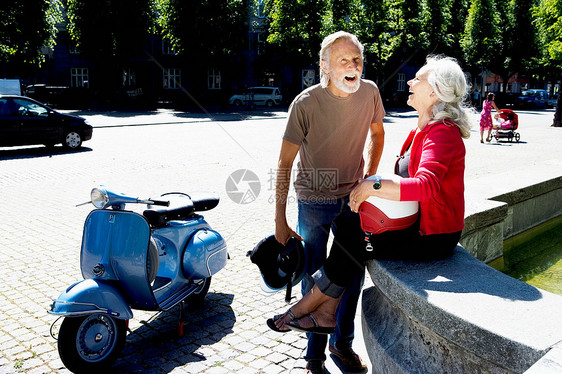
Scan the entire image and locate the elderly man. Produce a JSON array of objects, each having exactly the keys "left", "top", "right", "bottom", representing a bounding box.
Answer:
[{"left": 272, "top": 31, "right": 385, "bottom": 374}]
